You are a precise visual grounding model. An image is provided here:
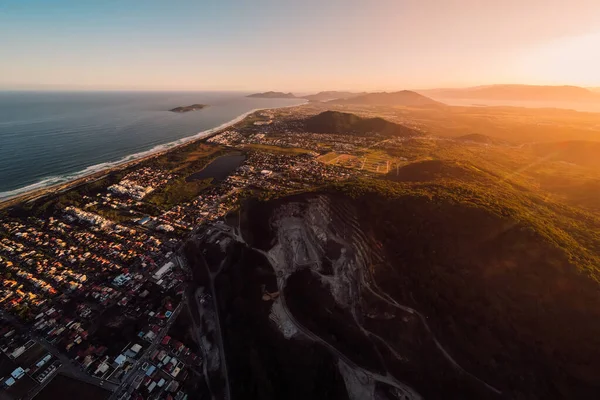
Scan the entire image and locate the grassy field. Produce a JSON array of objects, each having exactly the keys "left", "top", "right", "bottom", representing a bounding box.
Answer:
[
  {"left": 318, "top": 150, "right": 403, "bottom": 174},
  {"left": 160, "top": 143, "right": 222, "bottom": 173},
  {"left": 359, "top": 150, "right": 400, "bottom": 173},
  {"left": 146, "top": 177, "right": 212, "bottom": 209},
  {"left": 316, "top": 152, "right": 340, "bottom": 163}
]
